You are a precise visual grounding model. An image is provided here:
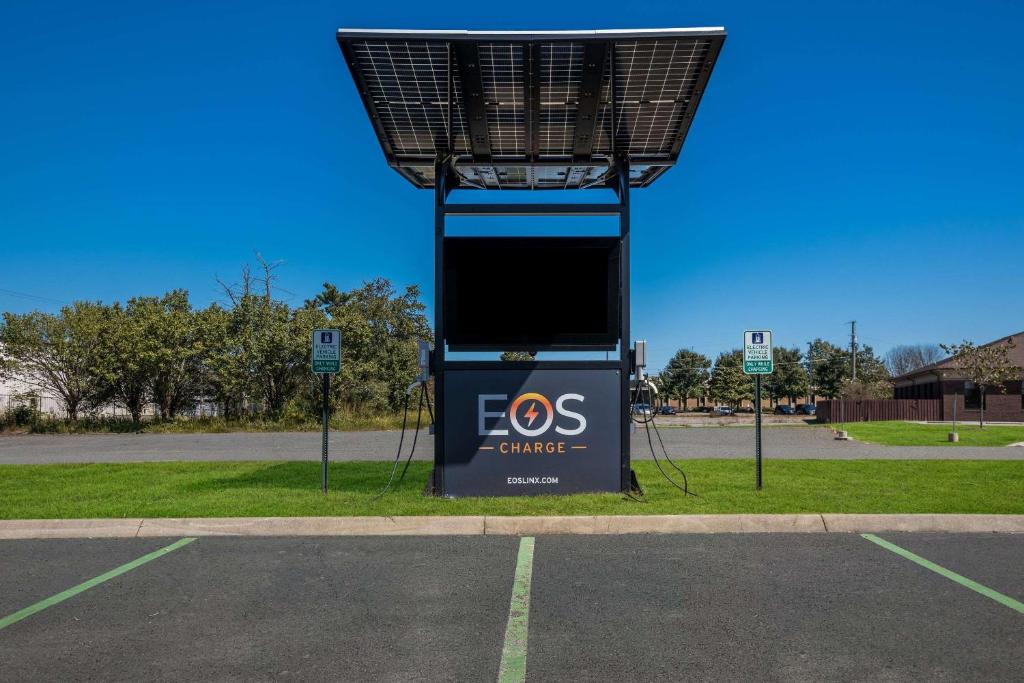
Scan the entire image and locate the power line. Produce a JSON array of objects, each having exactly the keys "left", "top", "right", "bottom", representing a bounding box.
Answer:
[
  {"left": 657, "top": 355, "right": 846, "bottom": 373},
  {"left": 0, "top": 287, "right": 67, "bottom": 305}
]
